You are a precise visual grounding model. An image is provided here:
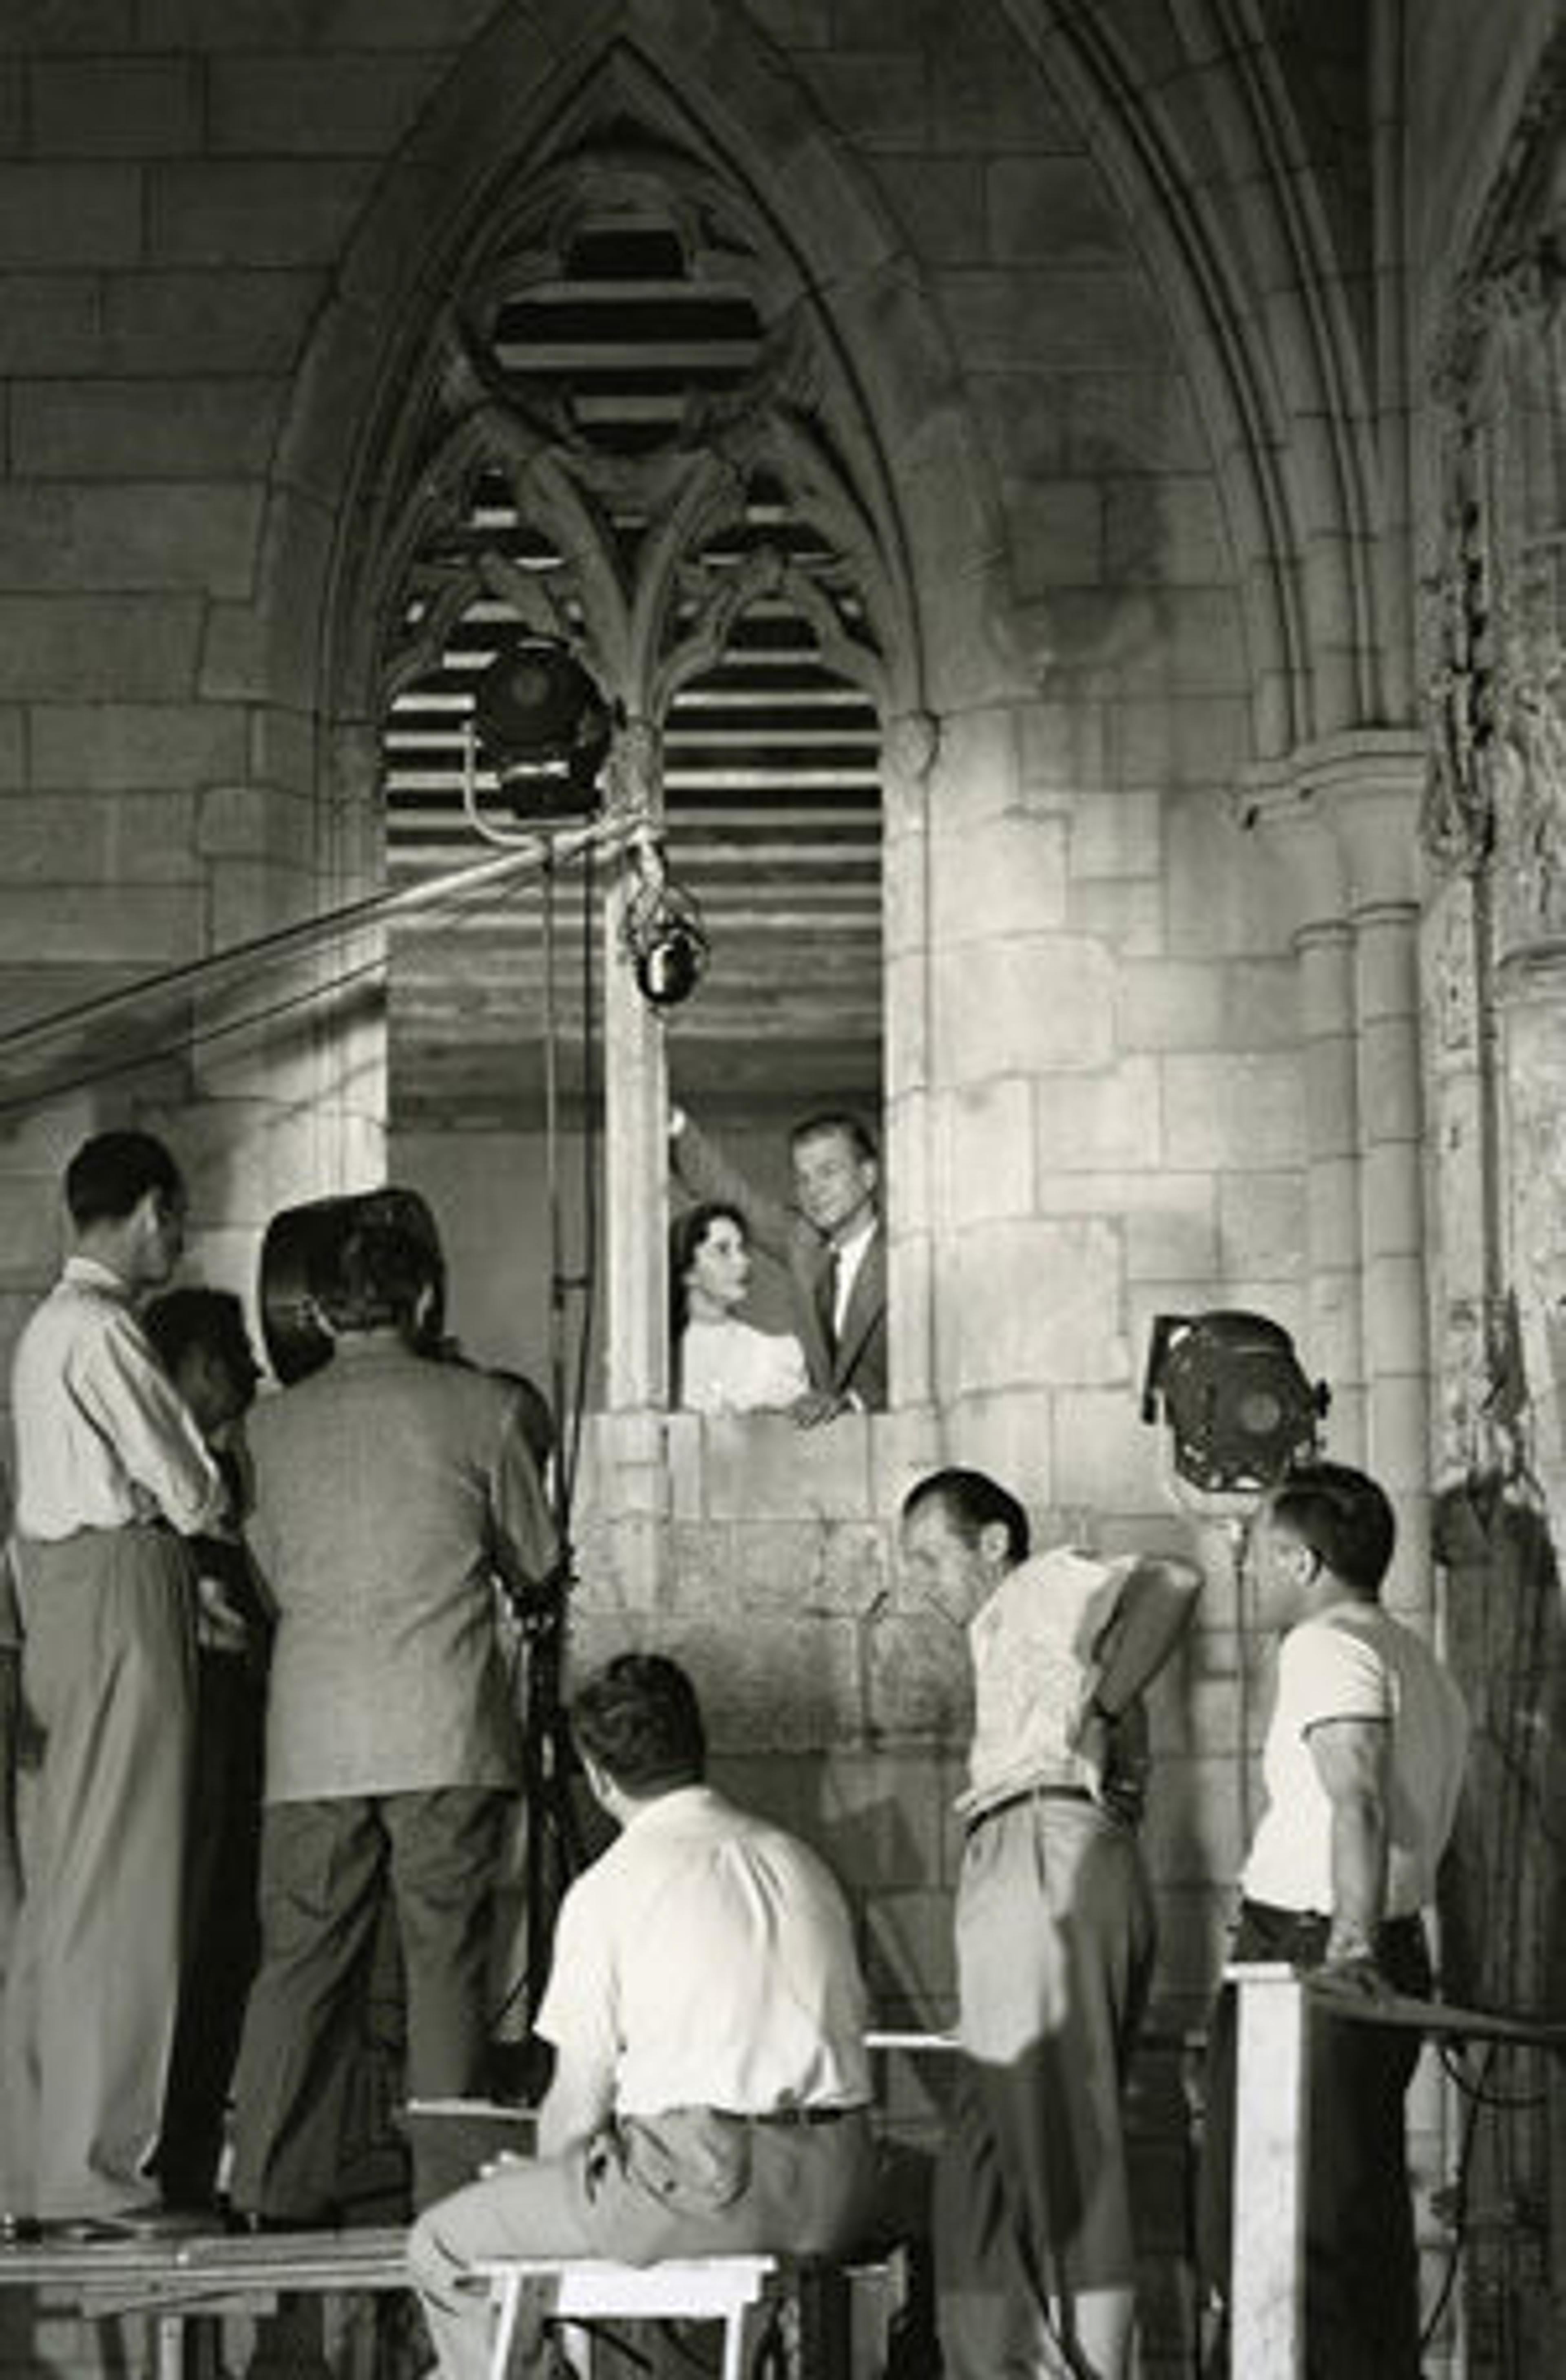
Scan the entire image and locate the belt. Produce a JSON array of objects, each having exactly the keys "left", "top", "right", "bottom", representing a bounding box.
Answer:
[
  {"left": 966, "top": 1783, "right": 1094, "bottom": 1836},
  {"left": 715, "top": 2104, "right": 867, "bottom": 2128}
]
